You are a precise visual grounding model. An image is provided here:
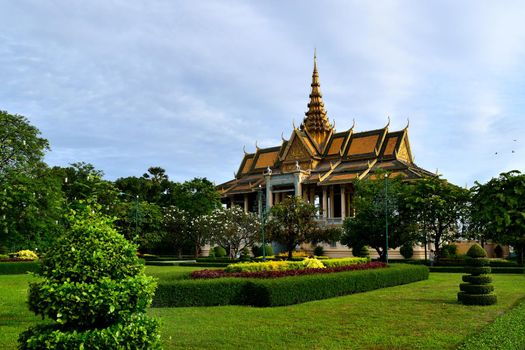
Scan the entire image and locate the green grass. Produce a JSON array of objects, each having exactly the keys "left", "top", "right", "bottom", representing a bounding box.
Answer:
[{"left": 1, "top": 270, "right": 524, "bottom": 349}]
